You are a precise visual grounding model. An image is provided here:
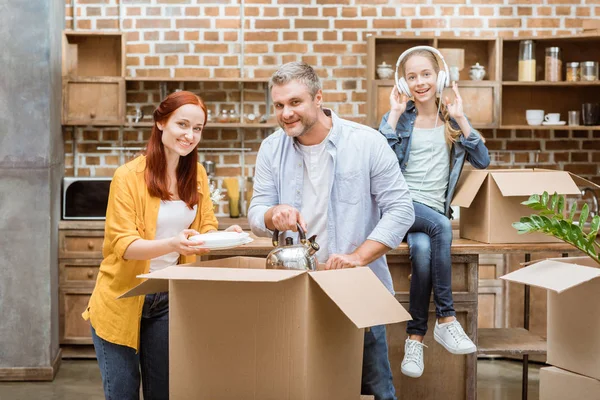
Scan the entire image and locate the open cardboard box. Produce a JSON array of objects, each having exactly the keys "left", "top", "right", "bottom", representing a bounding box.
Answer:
[
  {"left": 121, "top": 257, "right": 411, "bottom": 400},
  {"left": 501, "top": 256, "right": 600, "bottom": 380},
  {"left": 451, "top": 168, "right": 597, "bottom": 243},
  {"left": 539, "top": 366, "right": 600, "bottom": 400}
]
